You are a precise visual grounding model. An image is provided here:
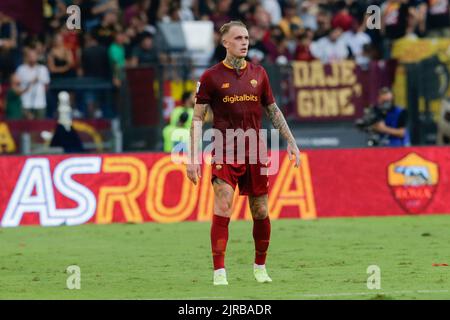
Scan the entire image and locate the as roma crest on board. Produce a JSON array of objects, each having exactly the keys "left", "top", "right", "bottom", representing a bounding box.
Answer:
[
  {"left": 250, "top": 79, "right": 258, "bottom": 88},
  {"left": 387, "top": 153, "right": 439, "bottom": 214}
]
